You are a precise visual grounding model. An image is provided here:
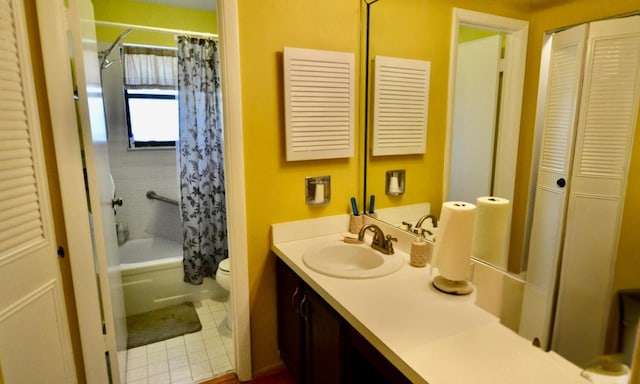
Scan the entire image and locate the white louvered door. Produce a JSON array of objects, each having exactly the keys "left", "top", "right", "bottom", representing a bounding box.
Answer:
[
  {"left": 519, "top": 24, "right": 588, "bottom": 349},
  {"left": 0, "top": 0, "right": 76, "bottom": 382},
  {"left": 552, "top": 16, "right": 640, "bottom": 366}
]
